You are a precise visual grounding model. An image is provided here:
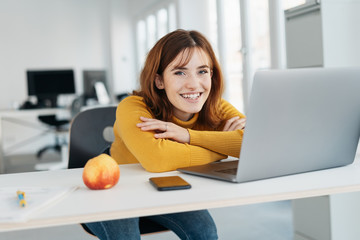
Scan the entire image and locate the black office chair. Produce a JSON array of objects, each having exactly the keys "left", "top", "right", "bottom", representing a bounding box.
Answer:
[
  {"left": 116, "top": 92, "right": 129, "bottom": 102},
  {"left": 37, "top": 114, "right": 70, "bottom": 159},
  {"left": 67, "top": 106, "right": 168, "bottom": 236}
]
